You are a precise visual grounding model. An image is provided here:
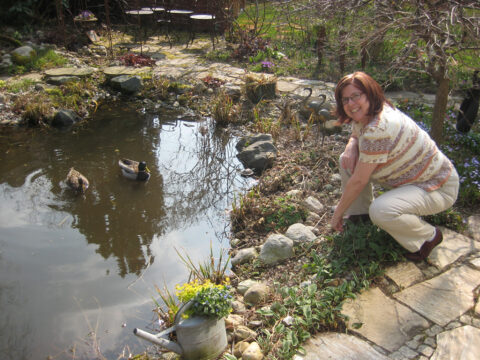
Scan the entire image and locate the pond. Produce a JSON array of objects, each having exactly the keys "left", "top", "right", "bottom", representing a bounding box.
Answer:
[{"left": 0, "top": 103, "right": 252, "bottom": 359}]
